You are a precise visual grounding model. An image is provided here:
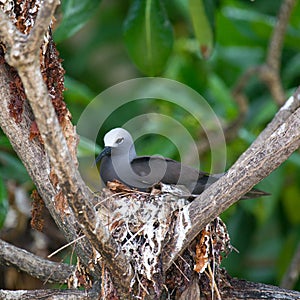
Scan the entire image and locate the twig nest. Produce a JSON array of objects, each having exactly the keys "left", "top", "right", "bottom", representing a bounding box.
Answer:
[
  {"left": 95, "top": 181, "right": 233, "bottom": 298},
  {"left": 96, "top": 182, "right": 189, "bottom": 286}
]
